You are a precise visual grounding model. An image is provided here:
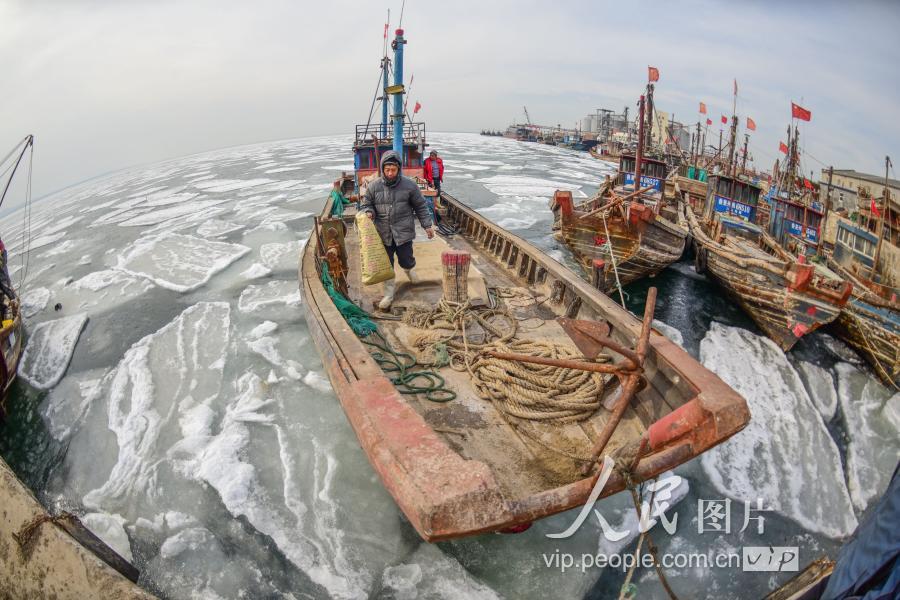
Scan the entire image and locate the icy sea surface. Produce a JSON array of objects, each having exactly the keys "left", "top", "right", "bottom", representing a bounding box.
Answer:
[{"left": 0, "top": 133, "right": 897, "bottom": 600}]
